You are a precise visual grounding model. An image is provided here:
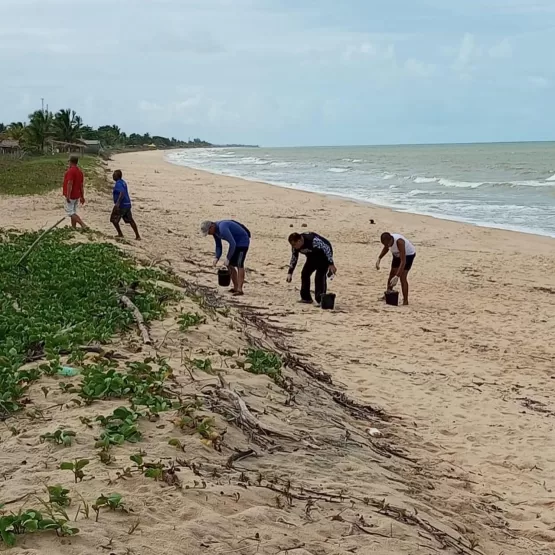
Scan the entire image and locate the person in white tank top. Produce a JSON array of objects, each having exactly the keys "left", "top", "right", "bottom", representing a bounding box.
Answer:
[{"left": 376, "top": 232, "right": 417, "bottom": 305}]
